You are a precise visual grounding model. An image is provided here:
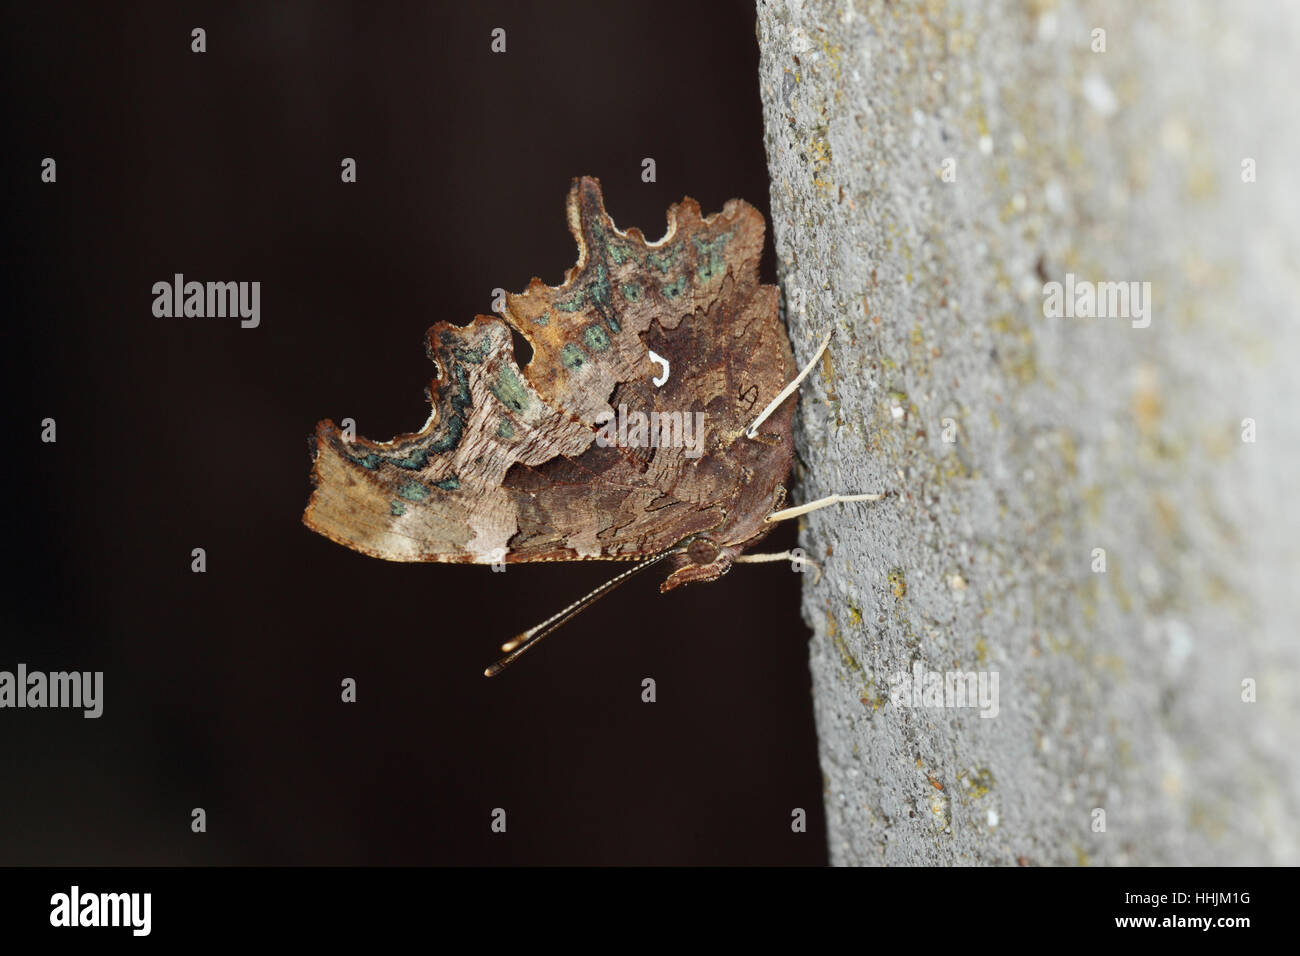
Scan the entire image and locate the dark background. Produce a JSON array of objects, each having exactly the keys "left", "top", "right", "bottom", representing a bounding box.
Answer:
[{"left": 1, "top": 0, "right": 824, "bottom": 864}]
